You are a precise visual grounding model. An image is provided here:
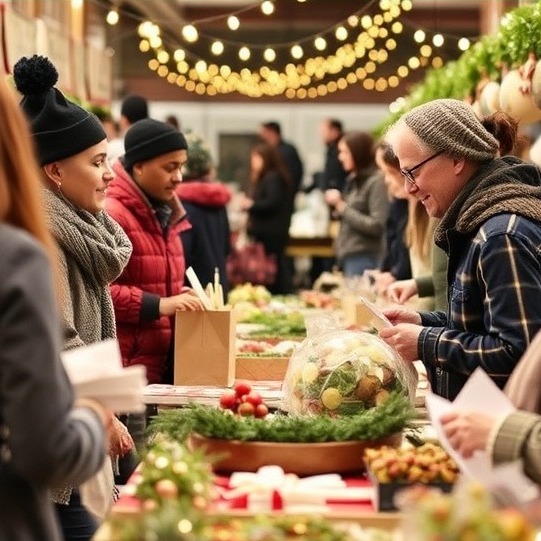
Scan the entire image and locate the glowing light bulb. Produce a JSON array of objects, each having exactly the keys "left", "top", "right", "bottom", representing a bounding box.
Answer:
[
  {"left": 228, "top": 16, "right": 240, "bottom": 30},
  {"left": 263, "top": 48, "right": 276, "bottom": 62},
  {"left": 314, "top": 37, "right": 327, "bottom": 51},
  {"left": 458, "top": 37, "right": 470, "bottom": 51},
  {"left": 182, "top": 25, "right": 198, "bottom": 43},
  {"left": 239, "top": 46, "right": 251, "bottom": 61},
  {"left": 291, "top": 44, "right": 303, "bottom": 59},
  {"left": 211, "top": 41, "right": 224, "bottom": 55},
  {"left": 432, "top": 34, "right": 444, "bottom": 47},
  {"left": 261, "top": 1, "right": 274, "bottom": 15},
  {"left": 335, "top": 26, "right": 348, "bottom": 41},
  {"left": 413, "top": 30, "right": 425, "bottom": 43},
  {"left": 106, "top": 9, "right": 119, "bottom": 25}
]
